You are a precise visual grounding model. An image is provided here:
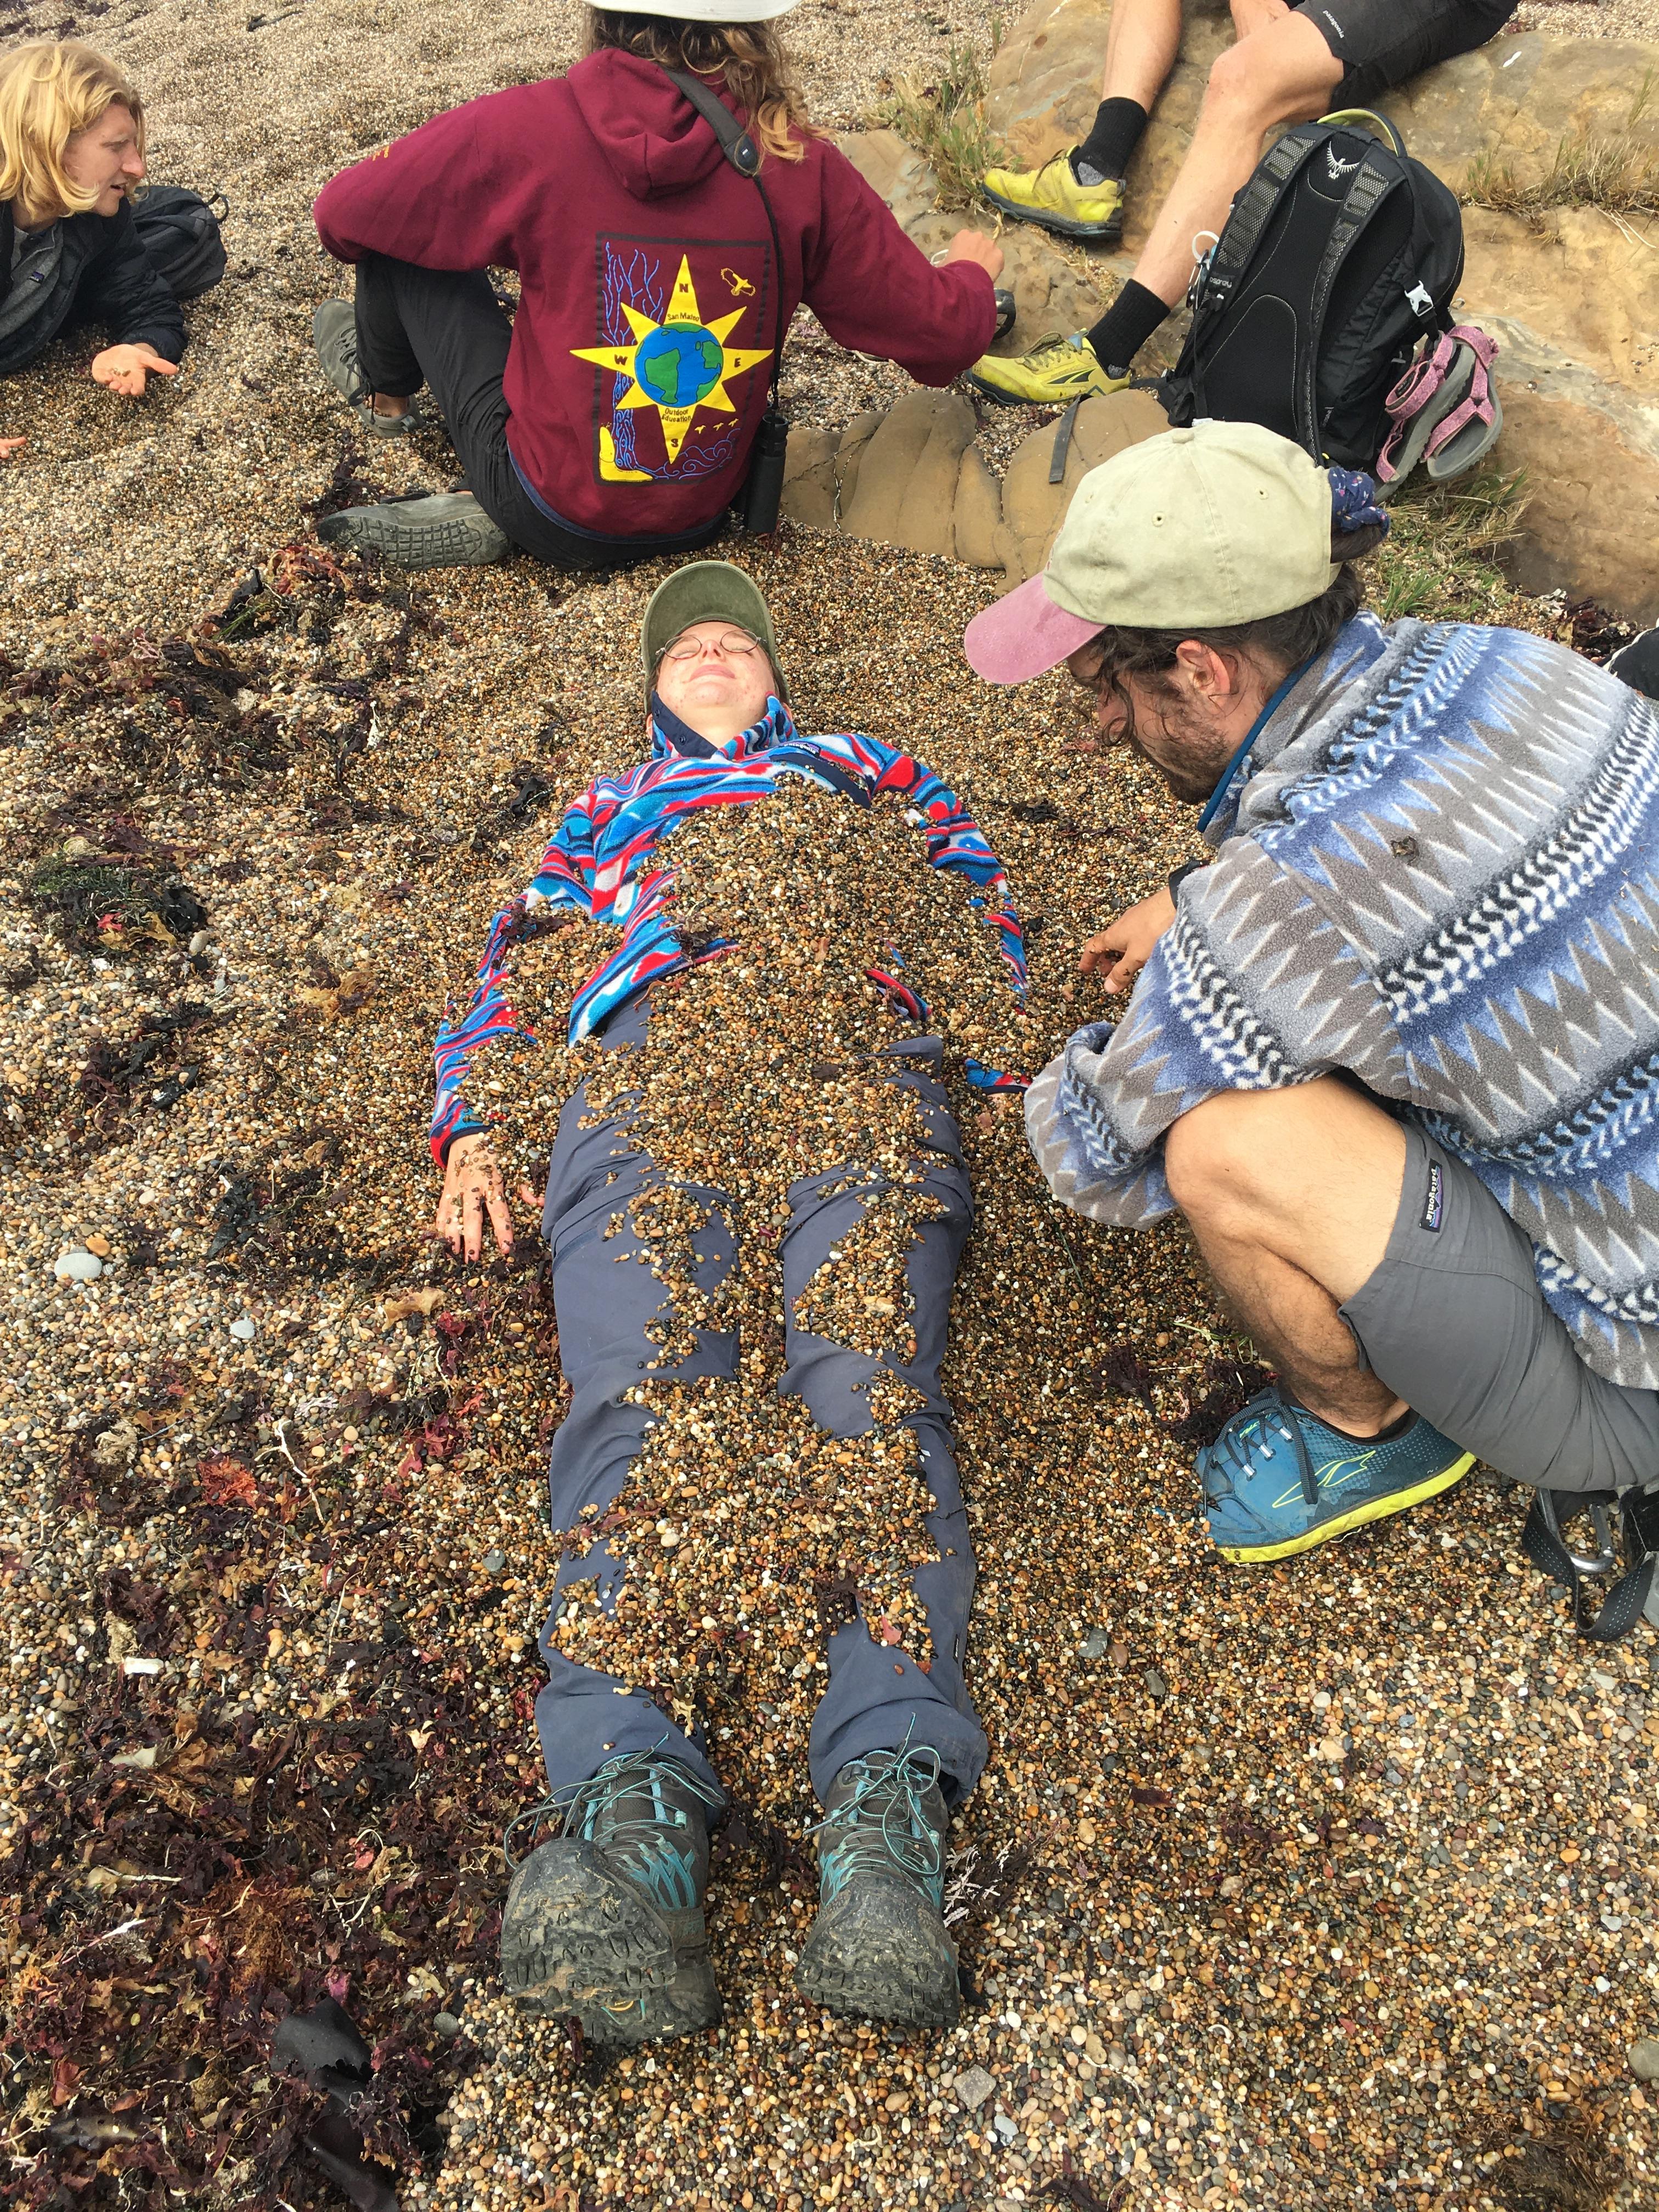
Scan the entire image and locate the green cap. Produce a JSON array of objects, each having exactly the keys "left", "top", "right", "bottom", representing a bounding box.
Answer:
[{"left": 640, "top": 560, "right": 787, "bottom": 702}]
